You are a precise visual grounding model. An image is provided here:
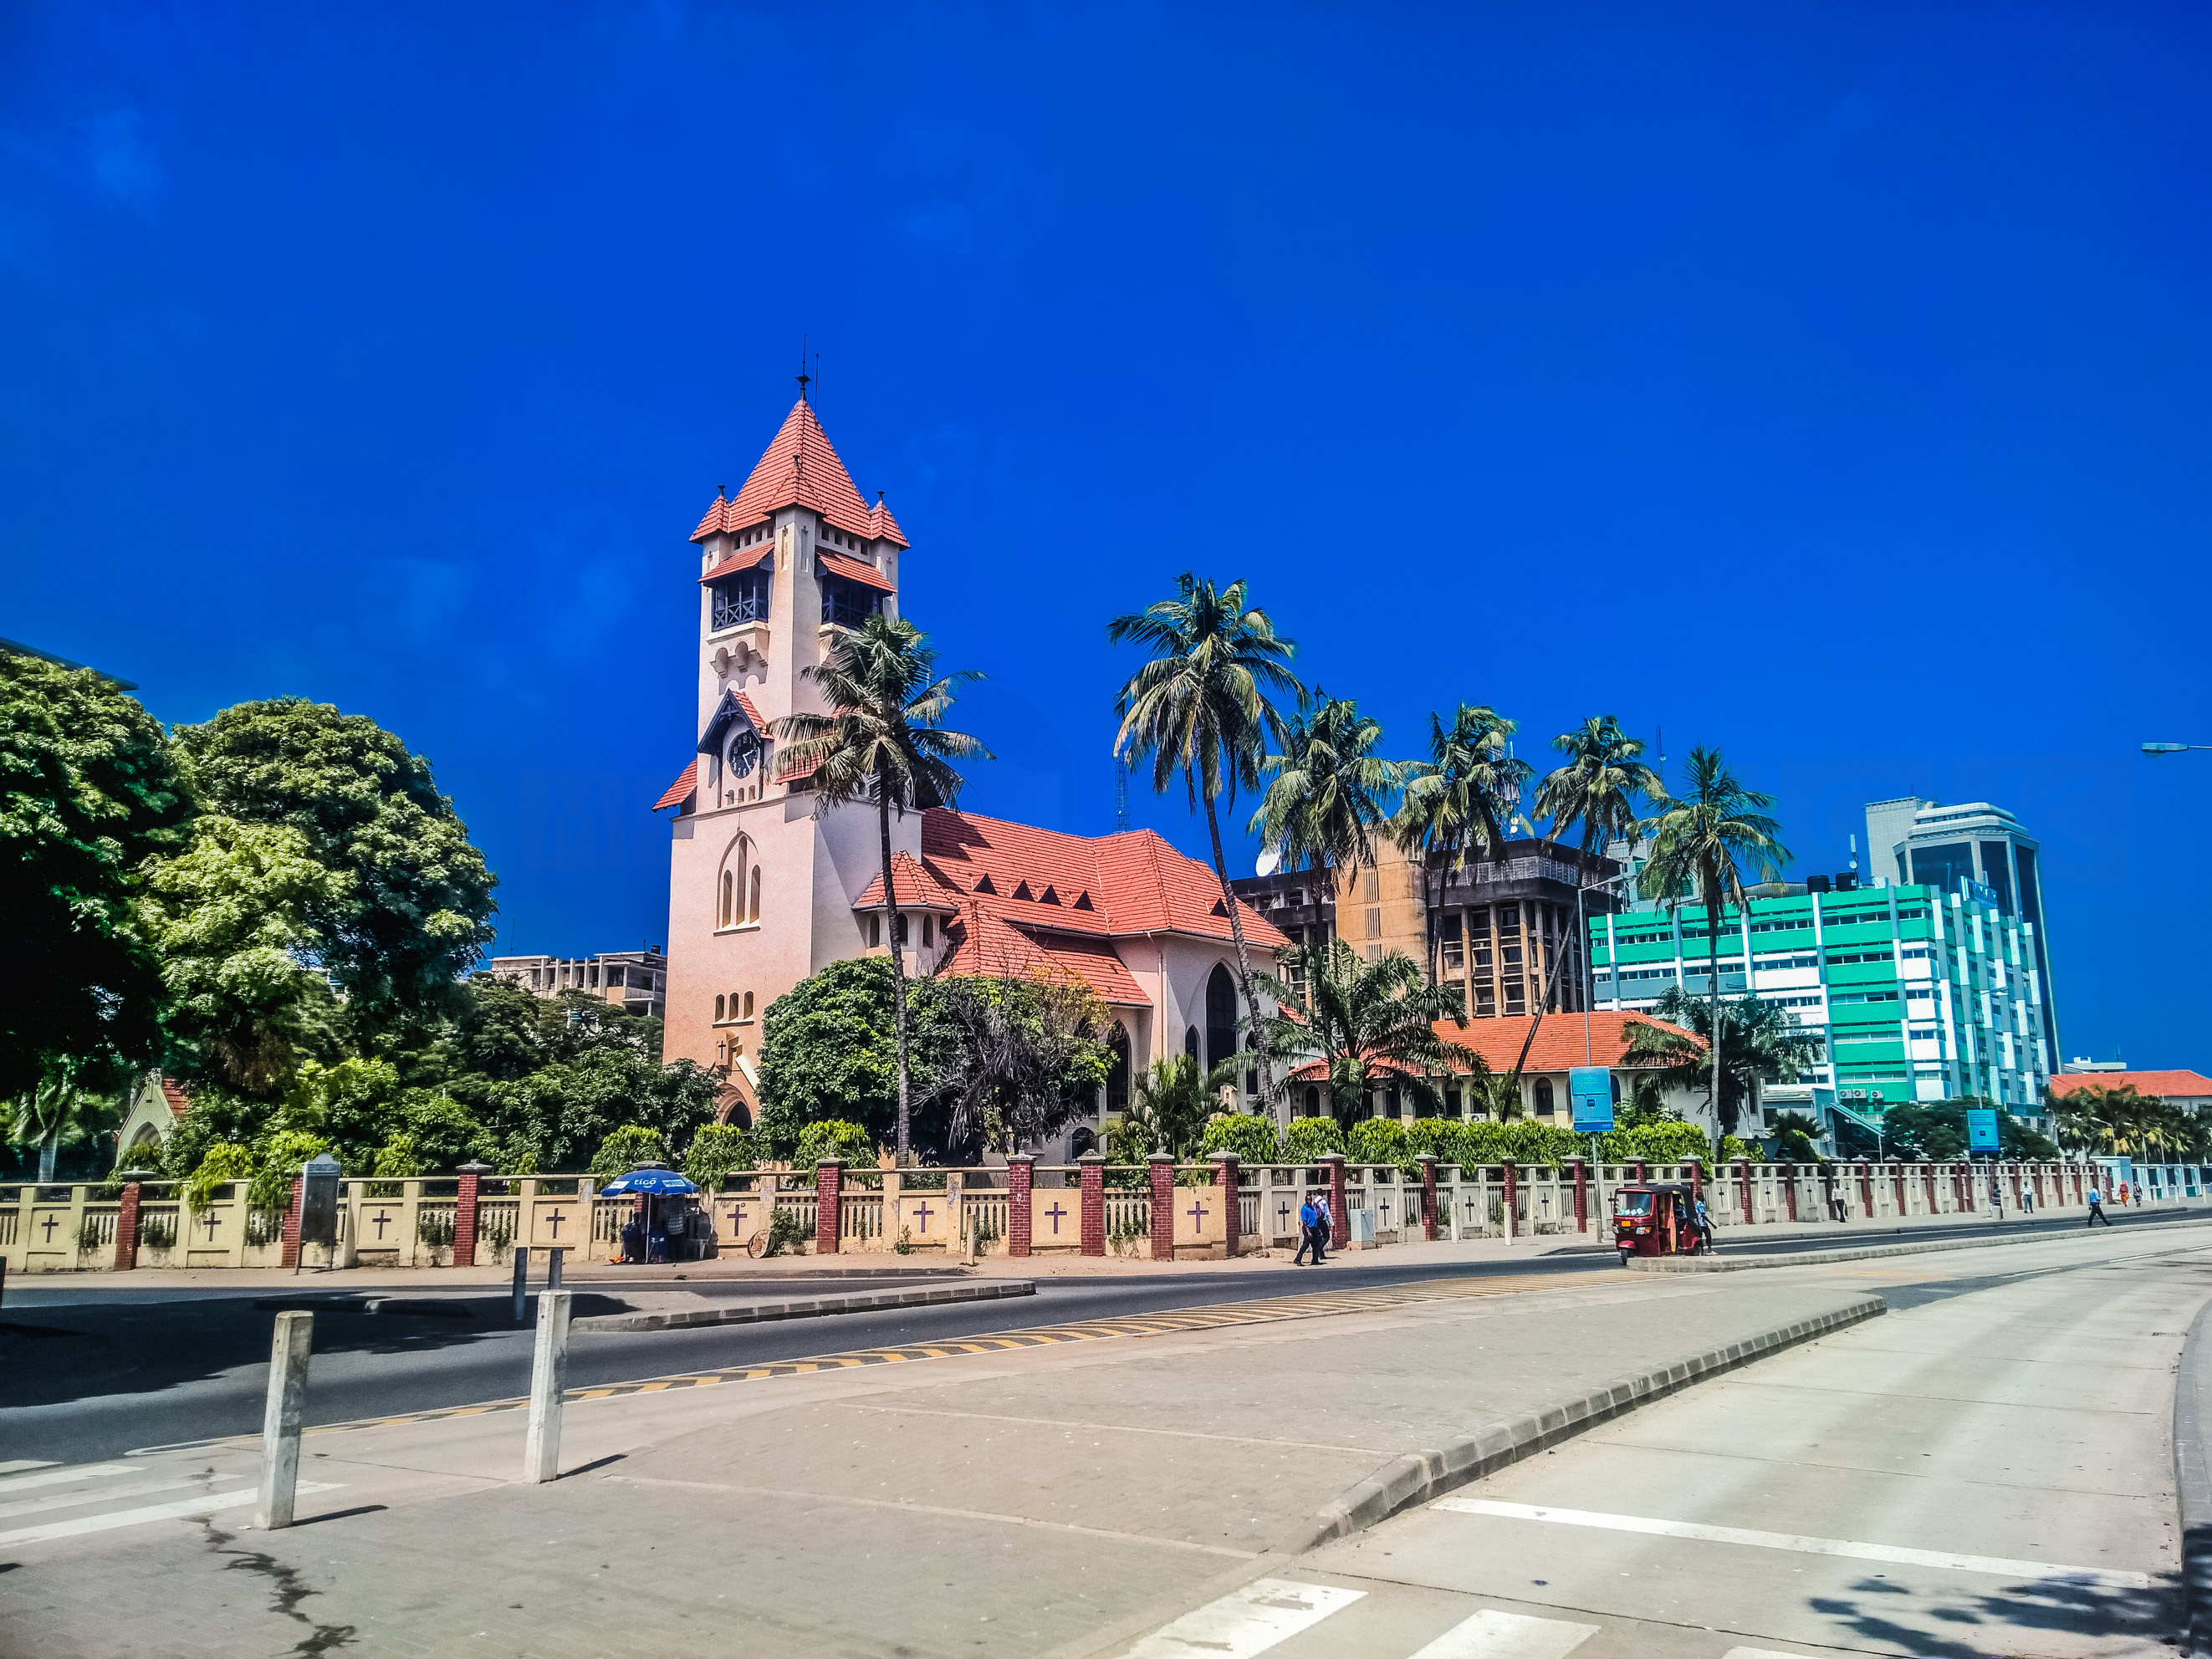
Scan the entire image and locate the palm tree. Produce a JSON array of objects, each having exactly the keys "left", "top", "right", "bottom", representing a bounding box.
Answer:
[
  {"left": 1109, "top": 574, "right": 1301, "bottom": 1102},
  {"left": 1535, "top": 715, "right": 1660, "bottom": 855},
  {"left": 1252, "top": 939, "right": 1477, "bottom": 1124},
  {"left": 774, "top": 612, "right": 992, "bottom": 1161},
  {"left": 1624, "top": 984, "right": 1821, "bottom": 1135},
  {"left": 1636, "top": 747, "right": 1789, "bottom": 1133},
  {"left": 1249, "top": 691, "right": 1407, "bottom": 876},
  {"left": 1391, "top": 705, "right": 1530, "bottom": 984},
  {"left": 1111, "top": 1053, "right": 1245, "bottom": 1161}
]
